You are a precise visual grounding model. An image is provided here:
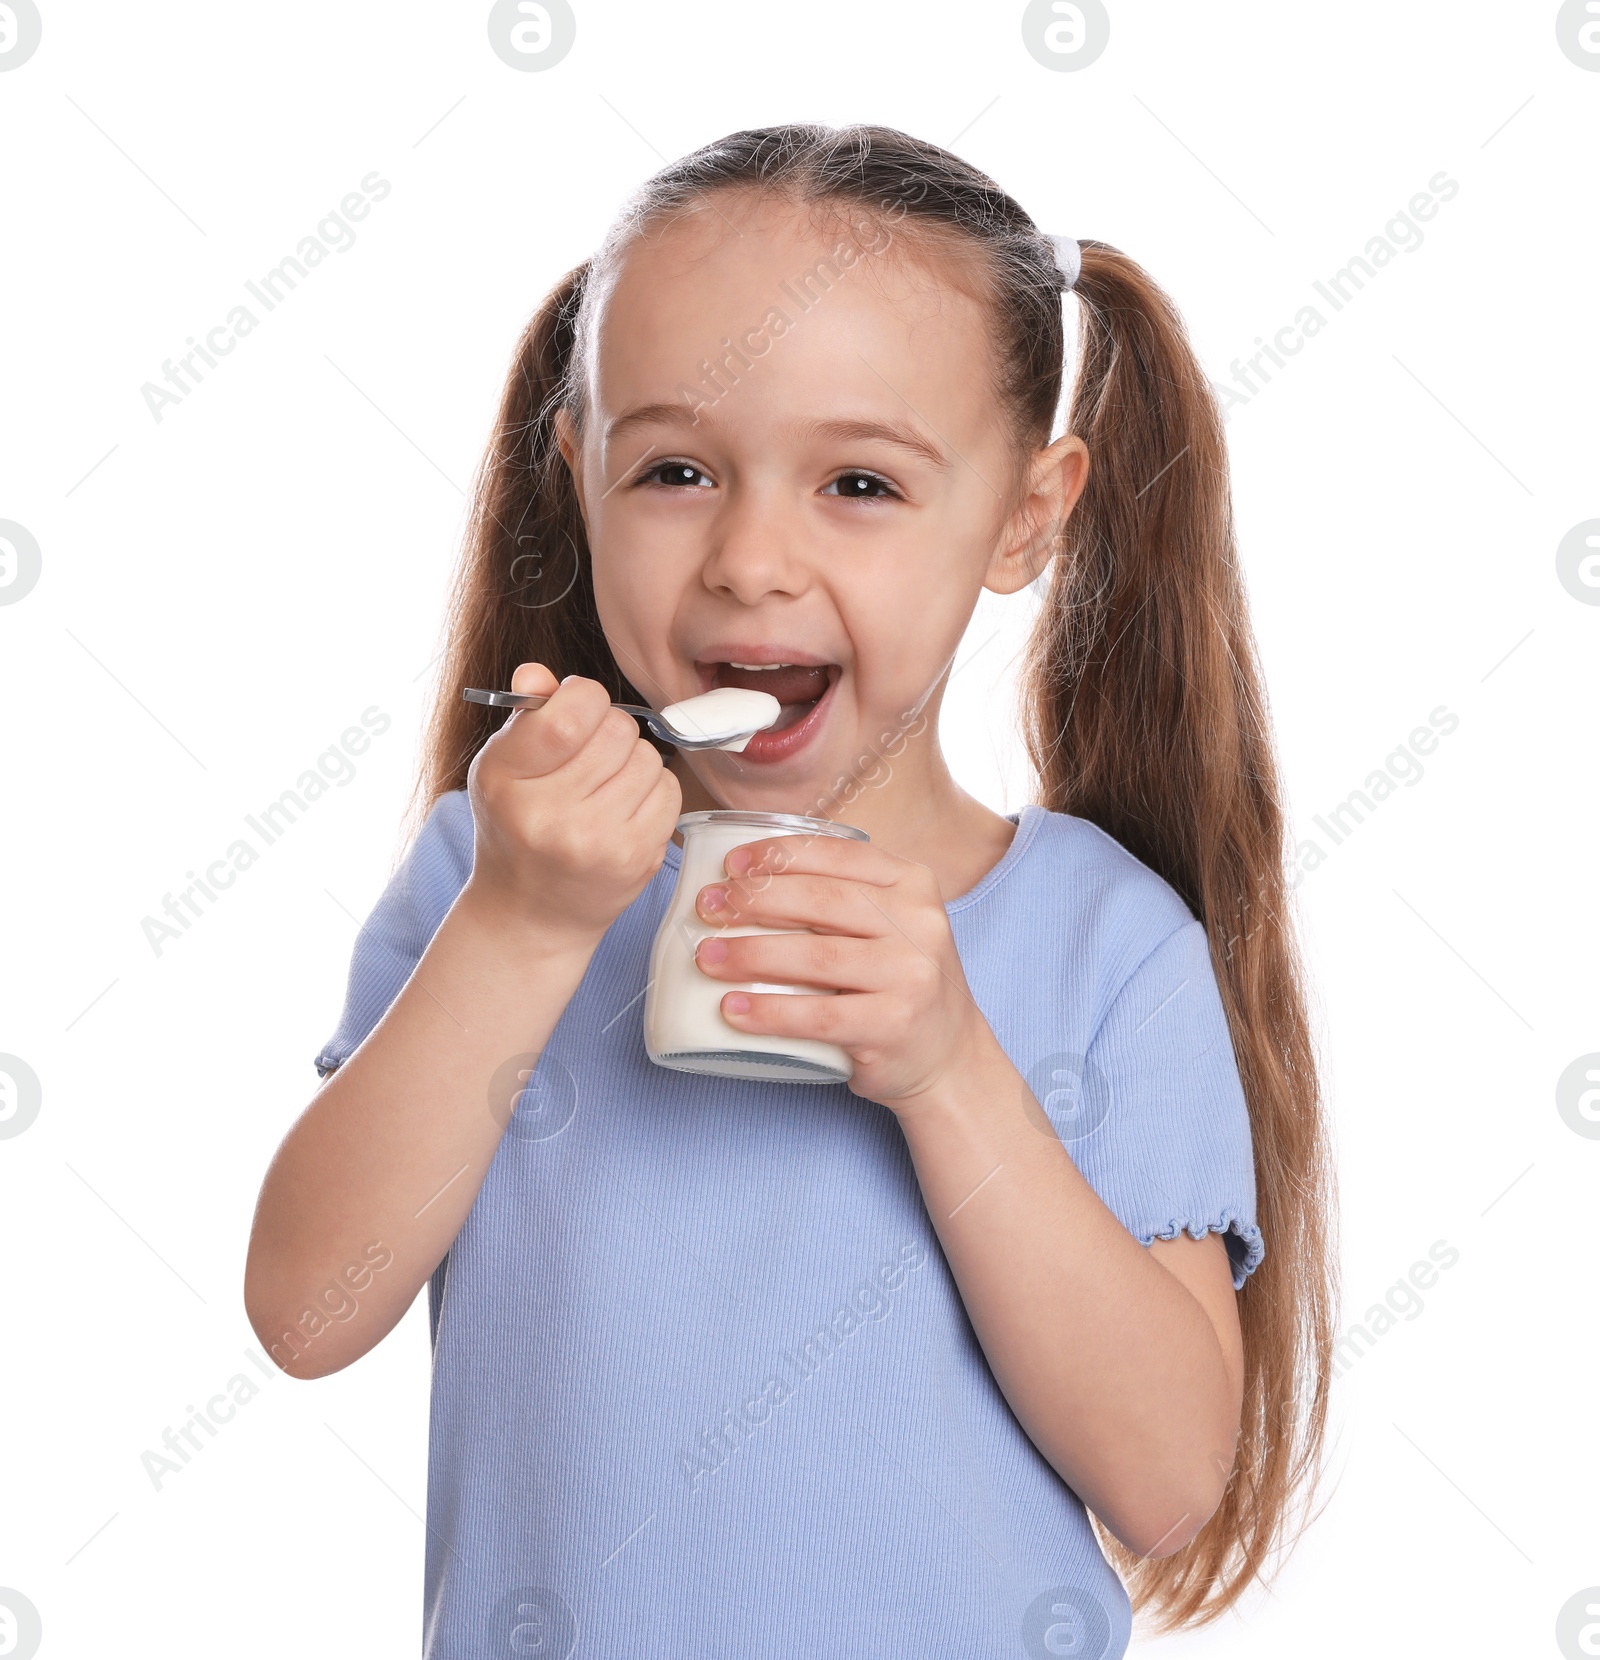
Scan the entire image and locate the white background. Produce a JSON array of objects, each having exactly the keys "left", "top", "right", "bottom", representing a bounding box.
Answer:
[{"left": 2, "top": 1, "right": 1595, "bottom": 1655}]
